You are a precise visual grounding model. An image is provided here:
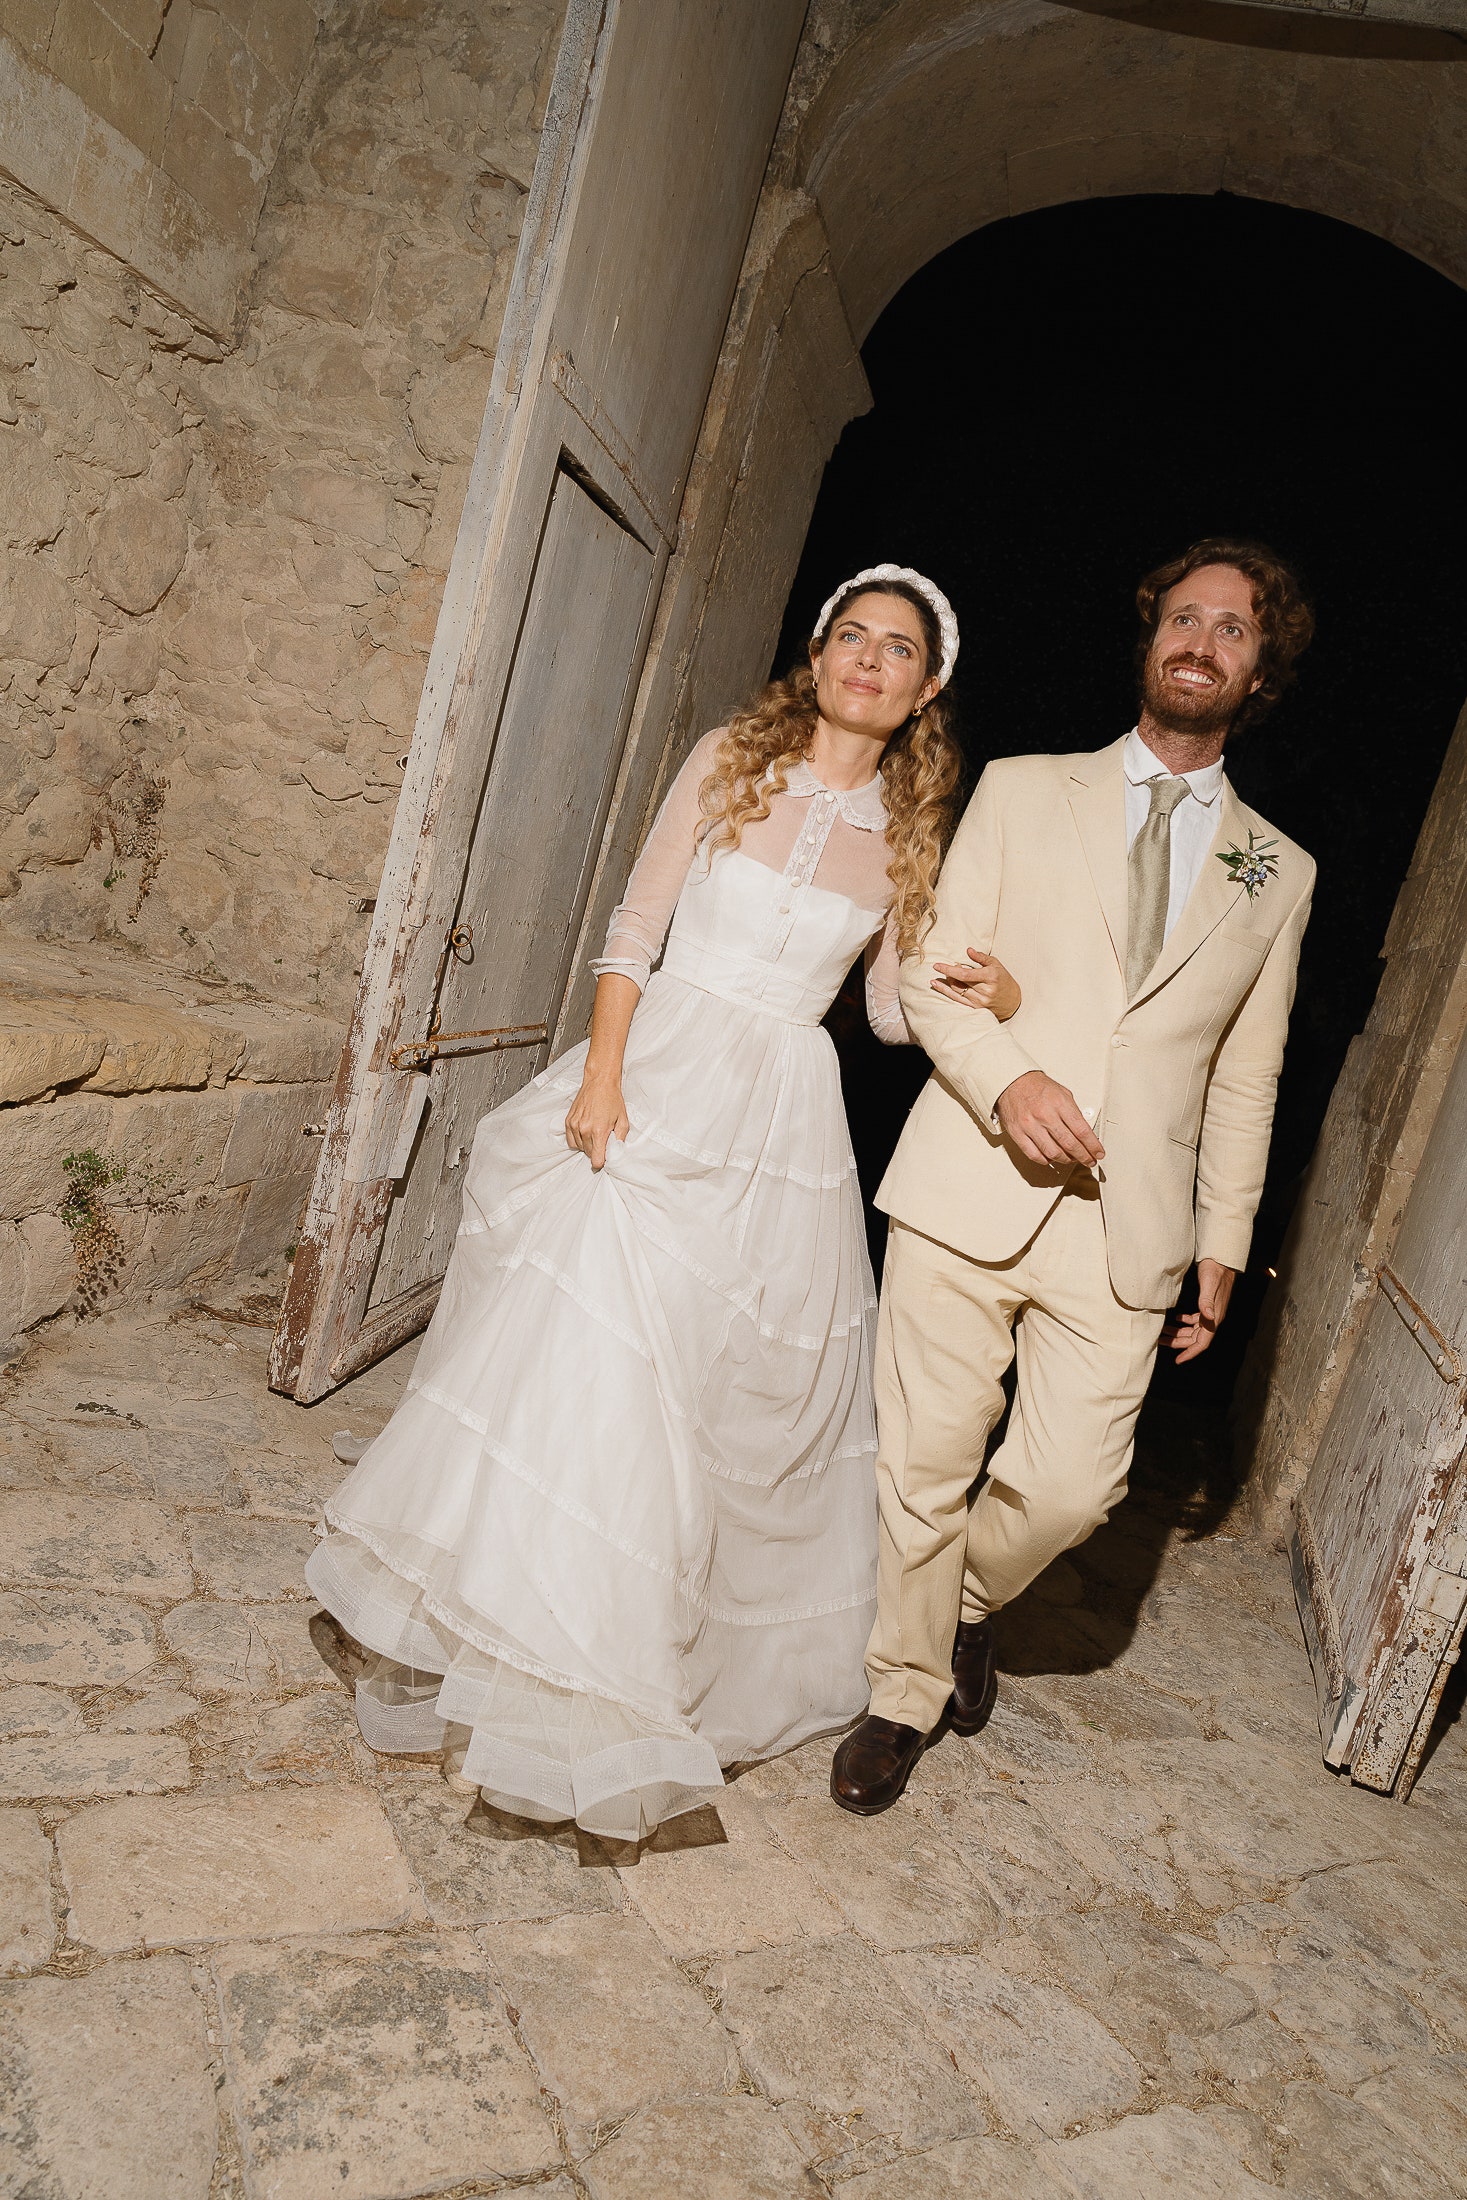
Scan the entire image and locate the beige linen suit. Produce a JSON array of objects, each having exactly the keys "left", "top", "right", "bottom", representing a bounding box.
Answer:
[{"left": 866, "top": 734, "right": 1314, "bottom": 1731}]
